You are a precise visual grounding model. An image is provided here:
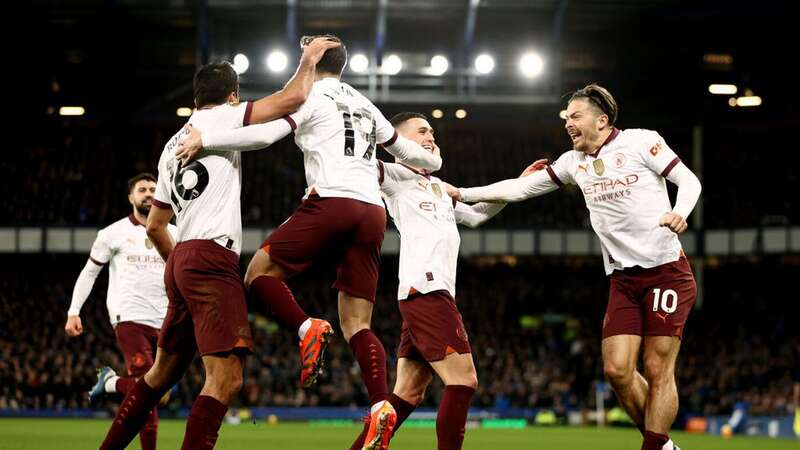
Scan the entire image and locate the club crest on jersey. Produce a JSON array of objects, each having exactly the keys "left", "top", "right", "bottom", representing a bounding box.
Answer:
[
  {"left": 431, "top": 183, "right": 442, "bottom": 198},
  {"left": 593, "top": 159, "right": 605, "bottom": 176},
  {"left": 144, "top": 238, "right": 154, "bottom": 250},
  {"left": 613, "top": 153, "right": 626, "bottom": 168}
]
